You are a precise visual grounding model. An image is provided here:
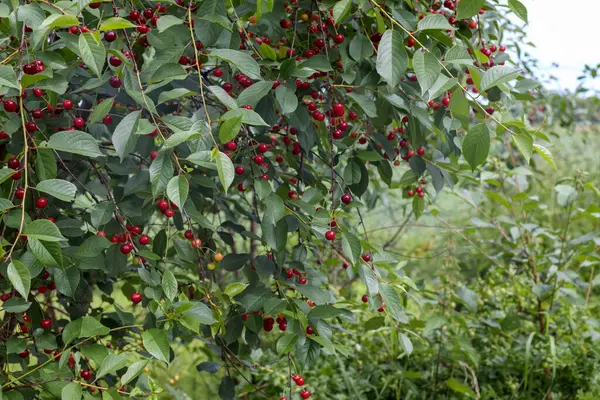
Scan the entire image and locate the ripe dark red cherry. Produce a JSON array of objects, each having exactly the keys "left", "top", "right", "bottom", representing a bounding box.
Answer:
[
  {"left": 341, "top": 193, "right": 352, "bottom": 204},
  {"left": 280, "top": 19, "right": 291, "bottom": 29},
  {"left": 63, "top": 99, "right": 73, "bottom": 110},
  {"left": 306, "top": 326, "right": 314, "bottom": 335},
  {"left": 81, "top": 369, "right": 92, "bottom": 381},
  {"left": 362, "top": 254, "right": 371, "bottom": 262},
  {"left": 296, "top": 377, "right": 305, "bottom": 386},
  {"left": 129, "top": 10, "right": 140, "bottom": 20},
  {"left": 15, "top": 188, "right": 25, "bottom": 199},
  {"left": 257, "top": 143, "right": 268, "bottom": 153},
  {"left": 120, "top": 243, "right": 133, "bottom": 254},
  {"left": 164, "top": 209, "right": 175, "bottom": 218},
  {"left": 417, "top": 147, "right": 425, "bottom": 156},
  {"left": 138, "top": 24, "right": 150, "bottom": 34},
  {"left": 88, "top": 2, "right": 101, "bottom": 8},
  {"left": 158, "top": 199, "right": 169, "bottom": 211},
  {"left": 109, "top": 76, "right": 122, "bottom": 88},
  {"left": 130, "top": 292, "right": 142, "bottom": 304},
  {"left": 18, "top": 349, "right": 29, "bottom": 358},
  {"left": 263, "top": 317, "right": 275, "bottom": 331},
  {"left": 253, "top": 155, "right": 264, "bottom": 165},
  {"left": 33, "top": 88, "right": 43, "bottom": 97},
  {"left": 109, "top": 56, "right": 122, "bottom": 67},
  {"left": 8, "top": 157, "right": 20, "bottom": 169},
  {"left": 332, "top": 103, "right": 345, "bottom": 117},
  {"left": 325, "top": 230, "right": 336, "bottom": 241},
  {"left": 104, "top": 31, "right": 116, "bottom": 42},
  {"left": 36, "top": 197, "right": 48, "bottom": 208},
  {"left": 300, "top": 390, "right": 311, "bottom": 399},
  {"left": 442, "top": 97, "right": 450, "bottom": 107},
  {"left": 235, "top": 166, "right": 245, "bottom": 175},
  {"left": 362, "top": 294, "right": 368, "bottom": 303},
  {"left": 73, "top": 117, "right": 85, "bottom": 129},
  {"left": 468, "top": 19, "right": 477, "bottom": 29},
  {"left": 333, "top": 33, "right": 345, "bottom": 44},
  {"left": 138, "top": 234, "right": 150, "bottom": 245},
  {"left": 40, "top": 318, "right": 51, "bottom": 329},
  {"left": 4, "top": 100, "right": 17, "bottom": 113},
  {"left": 213, "top": 68, "right": 223, "bottom": 77},
  {"left": 407, "top": 38, "right": 416, "bottom": 47},
  {"left": 103, "top": 115, "right": 113, "bottom": 125}
]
